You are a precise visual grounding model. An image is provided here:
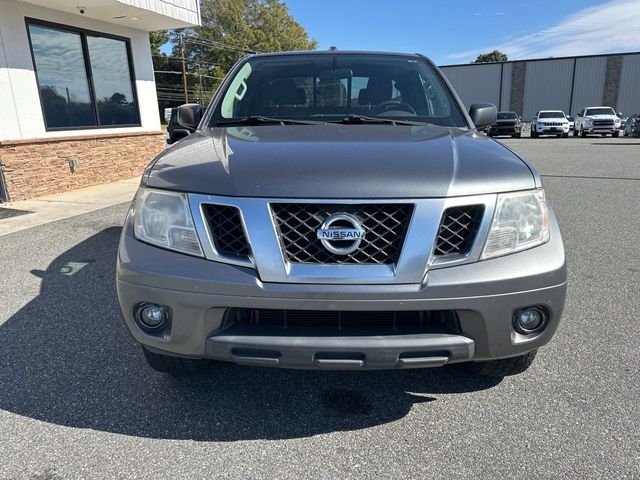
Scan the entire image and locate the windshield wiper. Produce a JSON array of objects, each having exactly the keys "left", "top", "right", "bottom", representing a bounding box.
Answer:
[
  {"left": 332, "top": 114, "right": 425, "bottom": 126},
  {"left": 213, "top": 116, "right": 322, "bottom": 126}
]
